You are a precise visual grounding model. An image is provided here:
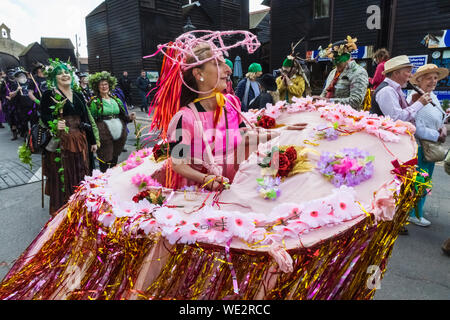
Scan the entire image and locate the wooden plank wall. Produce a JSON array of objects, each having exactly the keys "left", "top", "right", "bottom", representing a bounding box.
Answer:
[
  {"left": 392, "top": 0, "right": 450, "bottom": 56},
  {"left": 19, "top": 44, "right": 50, "bottom": 71},
  {"left": 270, "top": 0, "right": 323, "bottom": 70},
  {"left": 331, "top": 0, "right": 380, "bottom": 47},
  {"left": 106, "top": 0, "right": 142, "bottom": 79},
  {"left": 141, "top": 0, "right": 183, "bottom": 73},
  {"left": 47, "top": 49, "right": 77, "bottom": 65},
  {"left": 86, "top": 5, "right": 112, "bottom": 73}
]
